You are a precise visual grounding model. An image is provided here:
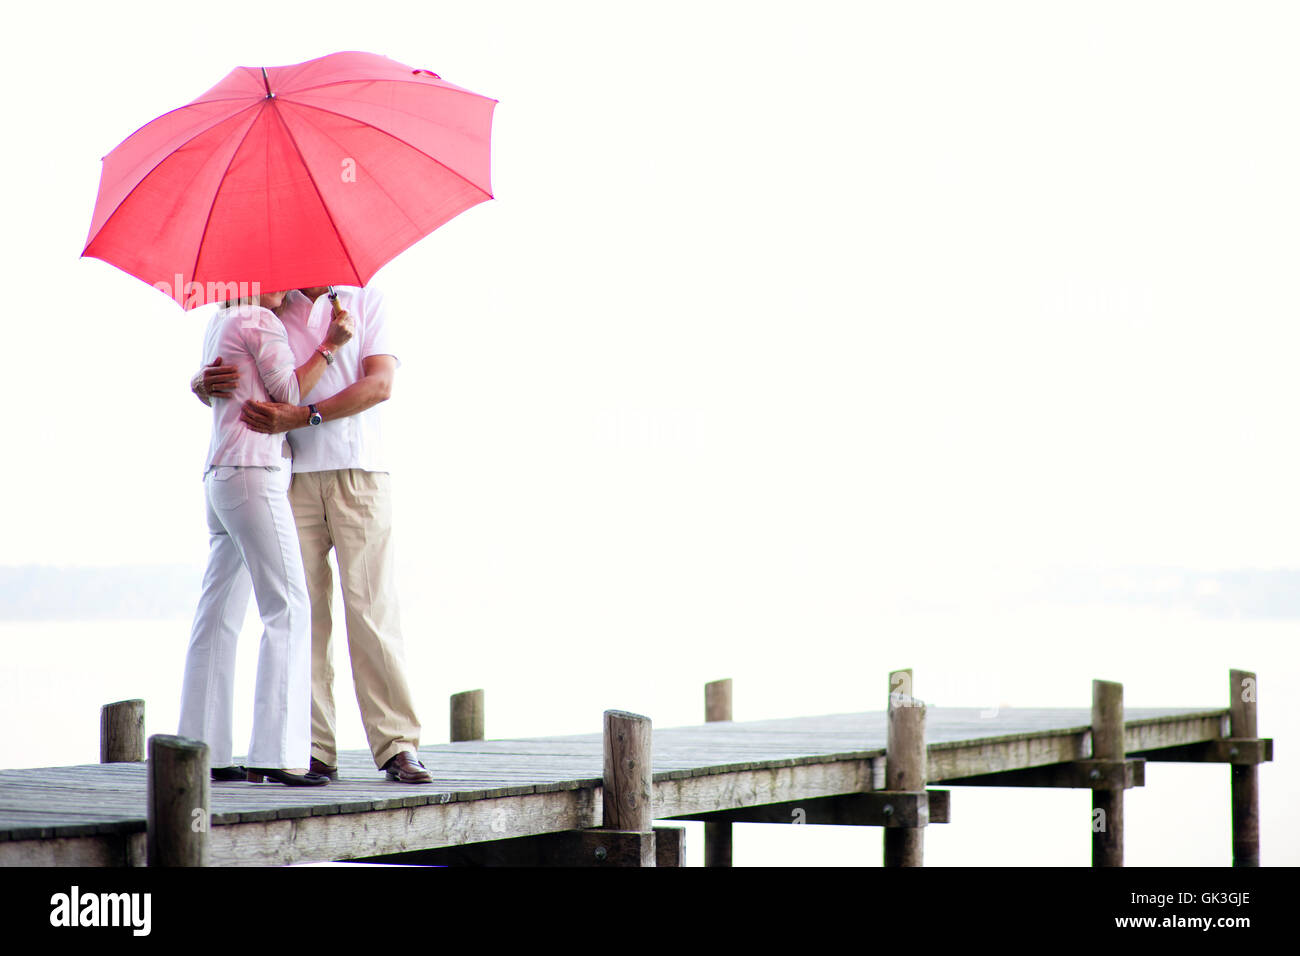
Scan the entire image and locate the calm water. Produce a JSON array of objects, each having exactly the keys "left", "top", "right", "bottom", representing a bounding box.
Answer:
[{"left": 1, "top": 605, "right": 1294, "bottom": 866}]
